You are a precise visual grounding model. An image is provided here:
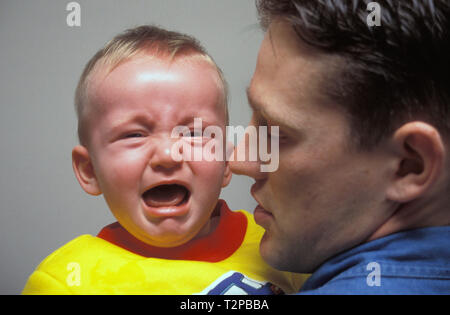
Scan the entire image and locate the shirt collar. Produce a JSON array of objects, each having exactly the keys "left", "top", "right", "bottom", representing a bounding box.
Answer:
[{"left": 301, "top": 226, "right": 450, "bottom": 291}]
